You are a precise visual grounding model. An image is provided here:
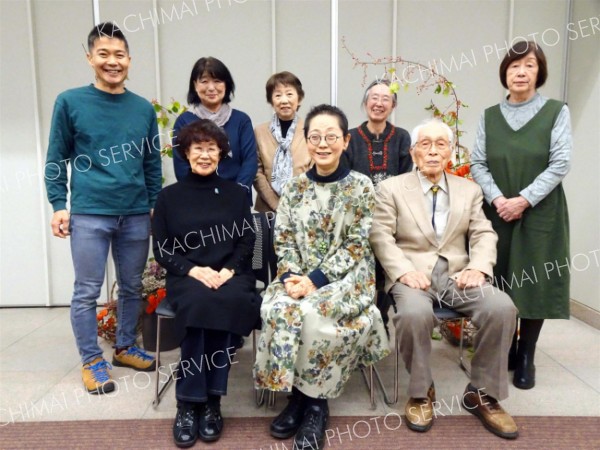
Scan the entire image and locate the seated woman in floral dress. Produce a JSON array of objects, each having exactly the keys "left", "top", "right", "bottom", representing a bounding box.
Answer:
[{"left": 254, "top": 104, "right": 390, "bottom": 450}]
